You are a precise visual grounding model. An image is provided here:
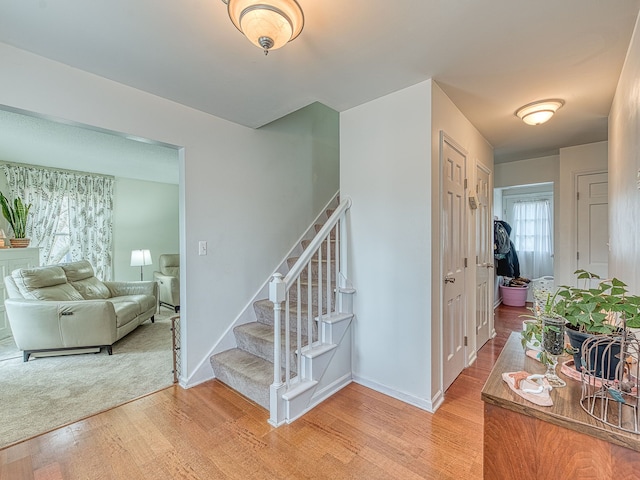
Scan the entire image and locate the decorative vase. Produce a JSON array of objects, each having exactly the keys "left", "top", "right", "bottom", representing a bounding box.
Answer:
[{"left": 9, "top": 238, "right": 30, "bottom": 248}]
